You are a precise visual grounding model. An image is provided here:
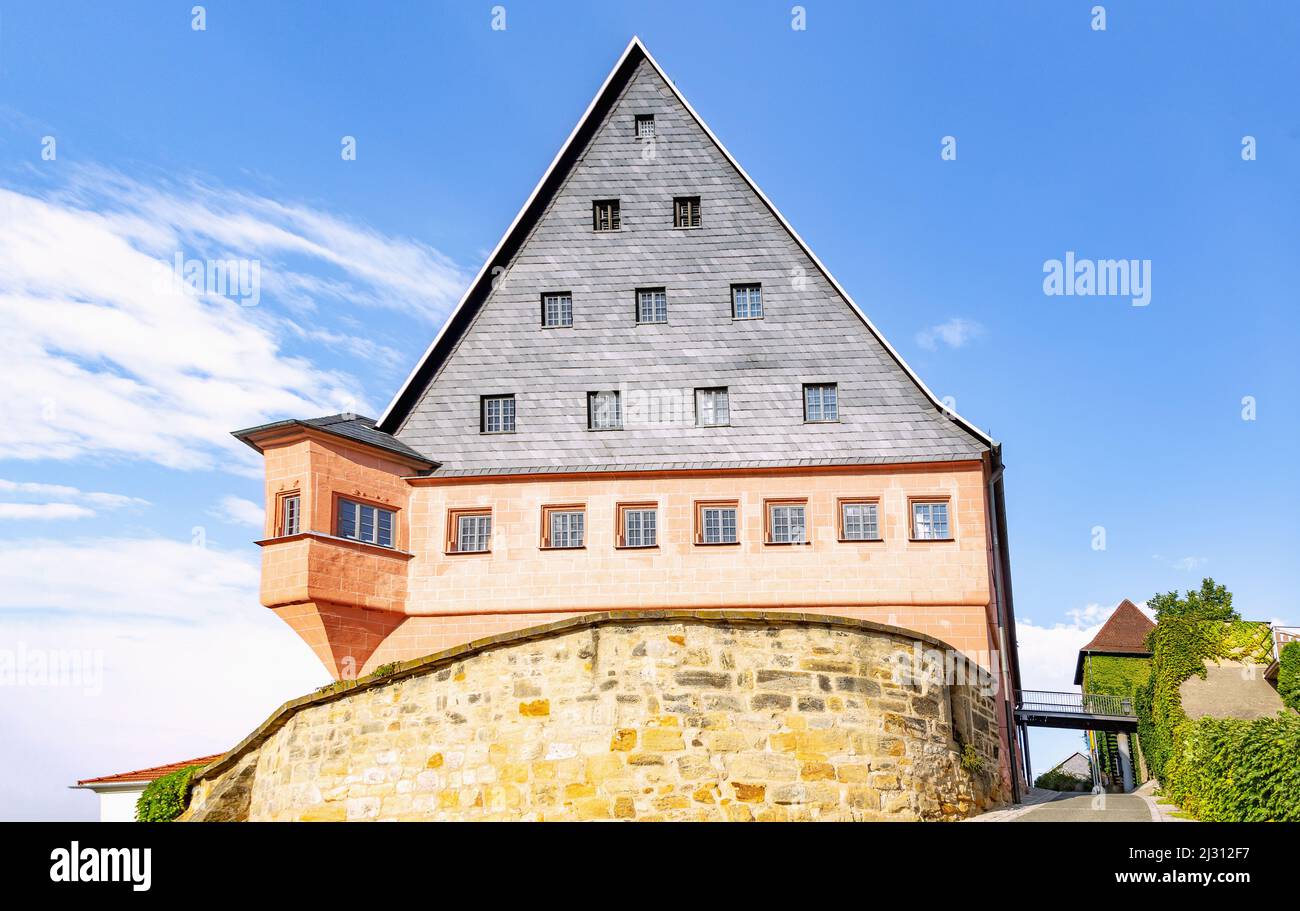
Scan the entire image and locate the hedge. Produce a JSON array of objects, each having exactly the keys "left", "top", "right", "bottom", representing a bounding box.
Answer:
[
  {"left": 1279, "top": 641, "right": 1300, "bottom": 714},
  {"left": 135, "top": 764, "right": 204, "bottom": 822},
  {"left": 1034, "top": 769, "right": 1091, "bottom": 792},
  {"left": 1160, "top": 713, "right": 1300, "bottom": 821}
]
